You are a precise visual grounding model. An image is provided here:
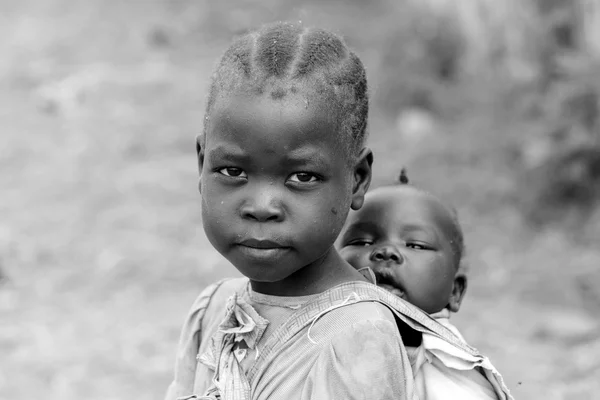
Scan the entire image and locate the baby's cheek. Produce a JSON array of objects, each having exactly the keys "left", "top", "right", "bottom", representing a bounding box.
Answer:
[{"left": 340, "top": 249, "right": 366, "bottom": 270}]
